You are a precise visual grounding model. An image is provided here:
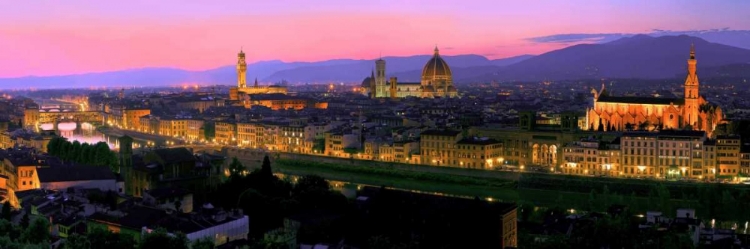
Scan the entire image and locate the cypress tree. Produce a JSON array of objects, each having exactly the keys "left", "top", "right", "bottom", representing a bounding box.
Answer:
[
  {"left": 261, "top": 155, "right": 273, "bottom": 179},
  {"left": 1, "top": 201, "right": 10, "bottom": 220}
]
